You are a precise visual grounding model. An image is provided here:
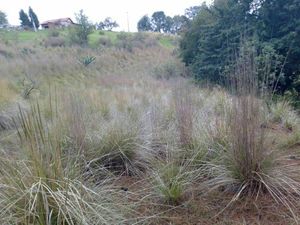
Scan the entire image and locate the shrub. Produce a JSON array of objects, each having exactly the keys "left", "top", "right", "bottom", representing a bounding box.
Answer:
[
  {"left": 0, "top": 48, "right": 13, "bottom": 58},
  {"left": 98, "top": 37, "right": 113, "bottom": 47},
  {"left": 0, "top": 79, "right": 17, "bottom": 104},
  {"left": 79, "top": 55, "right": 96, "bottom": 67},
  {"left": 279, "top": 129, "right": 300, "bottom": 149},
  {"left": 21, "top": 47, "right": 35, "bottom": 55},
  {"left": 153, "top": 61, "right": 185, "bottom": 79},
  {"left": 0, "top": 103, "right": 125, "bottom": 225},
  {"left": 151, "top": 155, "right": 200, "bottom": 205},
  {"left": 114, "top": 32, "right": 159, "bottom": 52},
  {"left": 115, "top": 32, "right": 134, "bottom": 52},
  {"left": 268, "top": 100, "right": 299, "bottom": 131},
  {"left": 44, "top": 37, "right": 65, "bottom": 47},
  {"left": 47, "top": 28, "right": 60, "bottom": 37},
  {"left": 201, "top": 46, "right": 300, "bottom": 218},
  {"left": 85, "top": 119, "right": 150, "bottom": 176},
  {"left": 152, "top": 162, "right": 185, "bottom": 205},
  {"left": 20, "top": 76, "right": 38, "bottom": 99},
  {"left": 0, "top": 114, "right": 13, "bottom": 131},
  {"left": 173, "top": 84, "right": 194, "bottom": 149},
  {"left": 68, "top": 10, "right": 93, "bottom": 46}
]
